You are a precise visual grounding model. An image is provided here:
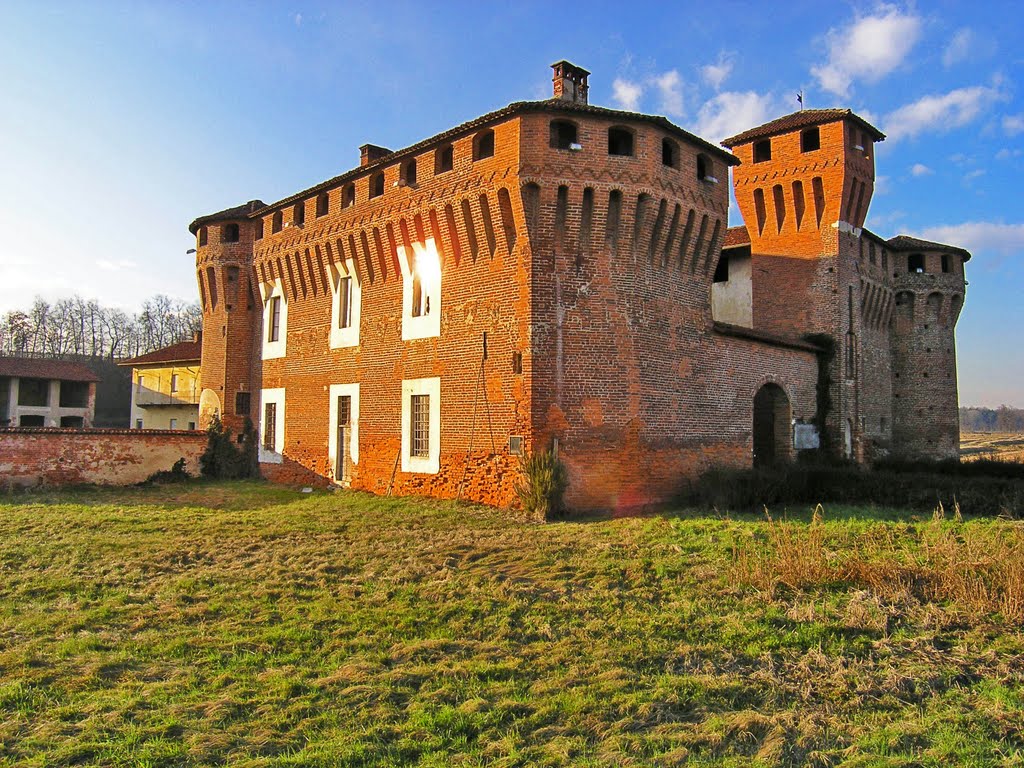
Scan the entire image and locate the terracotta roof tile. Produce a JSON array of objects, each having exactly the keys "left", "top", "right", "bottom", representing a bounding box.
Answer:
[
  {"left": 119, "top": 339, "right": 202, "bottom": 366},
  {"left": 886, "top": 235, "right": 972, "bottom": 261},
  {"left": 722, "top": 109, "right": 885, "bottom": 148},
  {"left": 723, "top": 226, "right": 751, "bottom": 249},
  {"left": 0, "top": 357, "right": 100, "bottom": 382}
]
